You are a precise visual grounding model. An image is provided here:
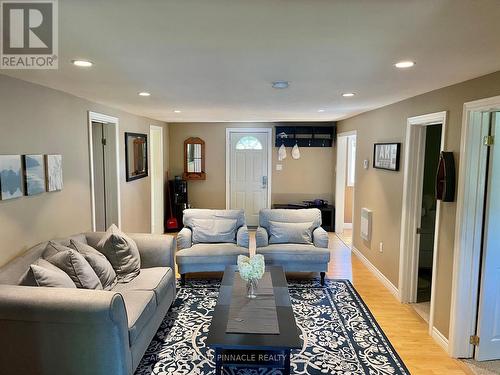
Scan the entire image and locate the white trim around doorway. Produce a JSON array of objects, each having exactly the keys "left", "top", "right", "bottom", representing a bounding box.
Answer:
[
  {"left": 398, "top": 111, "right": 447, "bottom": 339},
  {"left": 87, "top": 111, "right": 121, "bottom": 231},
  {"left": 150, "top": 125, "right": 164, "bottom": 234},
  {"left": 225, "top": 128, "right": 273, "bottom": 210},
  {"left": 449, "top": 95, "right": 500, "bottom": 358},
  {"left": 335, "top": 130, "right": 357, "bottom": 234}
]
